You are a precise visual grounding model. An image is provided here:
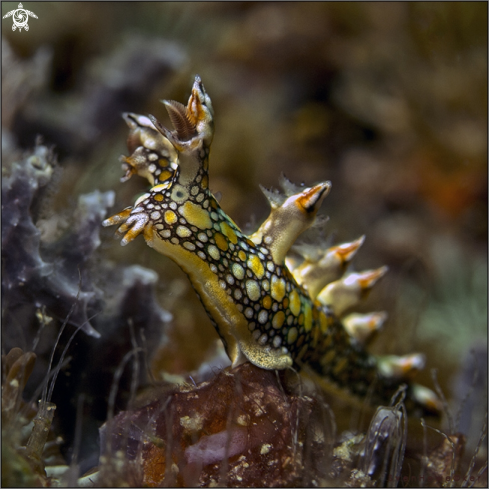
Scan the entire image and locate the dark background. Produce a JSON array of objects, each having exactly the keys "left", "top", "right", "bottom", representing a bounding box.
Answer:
[{"left": 2, "top": 1, "right": 487, "bottom": 473}]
